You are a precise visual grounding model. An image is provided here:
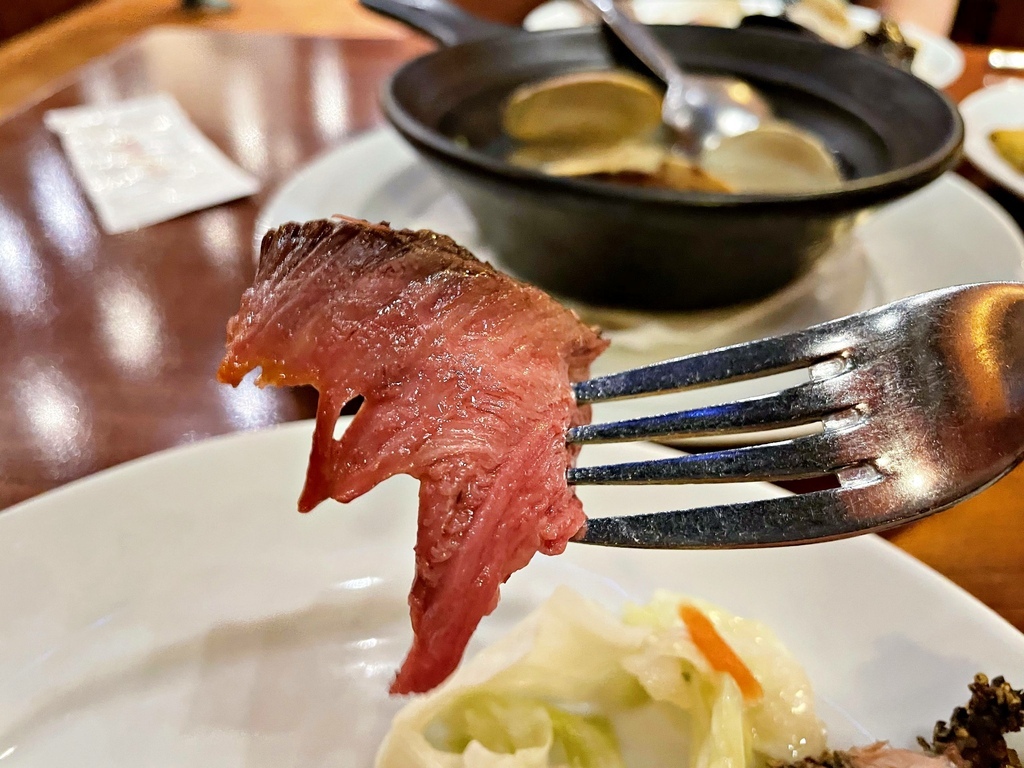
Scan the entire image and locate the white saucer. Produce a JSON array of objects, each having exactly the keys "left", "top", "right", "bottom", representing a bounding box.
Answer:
[
  {"left": 1, "top": 419, "right": 1022, "bottom": 764},
  {"left": 256, "top": 128, "right": 1024, "bottom": 430},
  {"left": 961, "top": 80, "right": 1024, "bottom": 199},
  {"left": 523, "top": 0, "right": 965, "bottom": 89}
]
